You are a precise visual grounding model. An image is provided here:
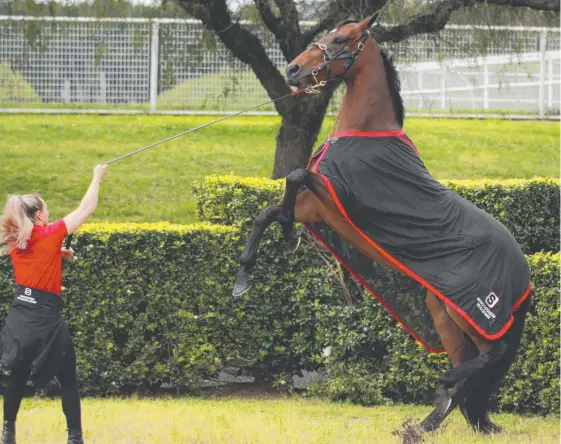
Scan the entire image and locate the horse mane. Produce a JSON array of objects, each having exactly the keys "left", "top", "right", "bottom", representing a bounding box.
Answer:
[
  {"left": 334, "top": 19, "right": 405, "bottom": 126},
  {"left": 377, "top": 44, "right": 405, "bottom": 127}
]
